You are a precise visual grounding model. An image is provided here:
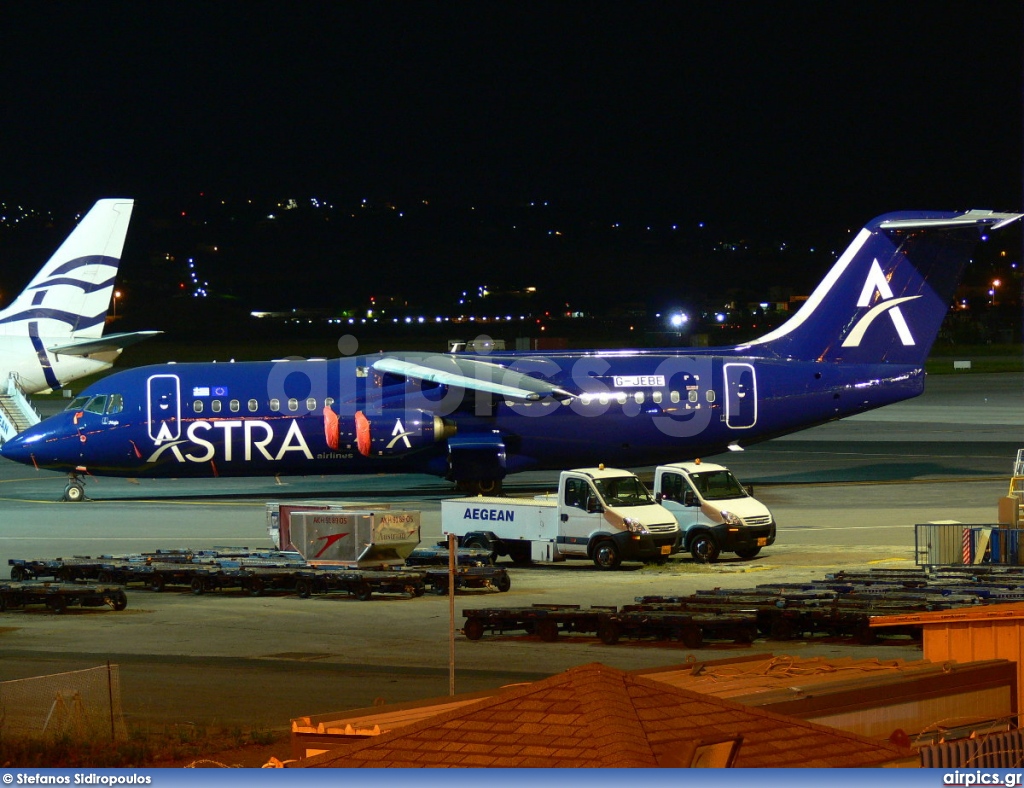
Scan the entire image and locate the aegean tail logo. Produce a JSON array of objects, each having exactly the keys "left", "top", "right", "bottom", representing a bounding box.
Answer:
[{"left": 840, "top": 259, "right": 920, "bottom": 347}]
